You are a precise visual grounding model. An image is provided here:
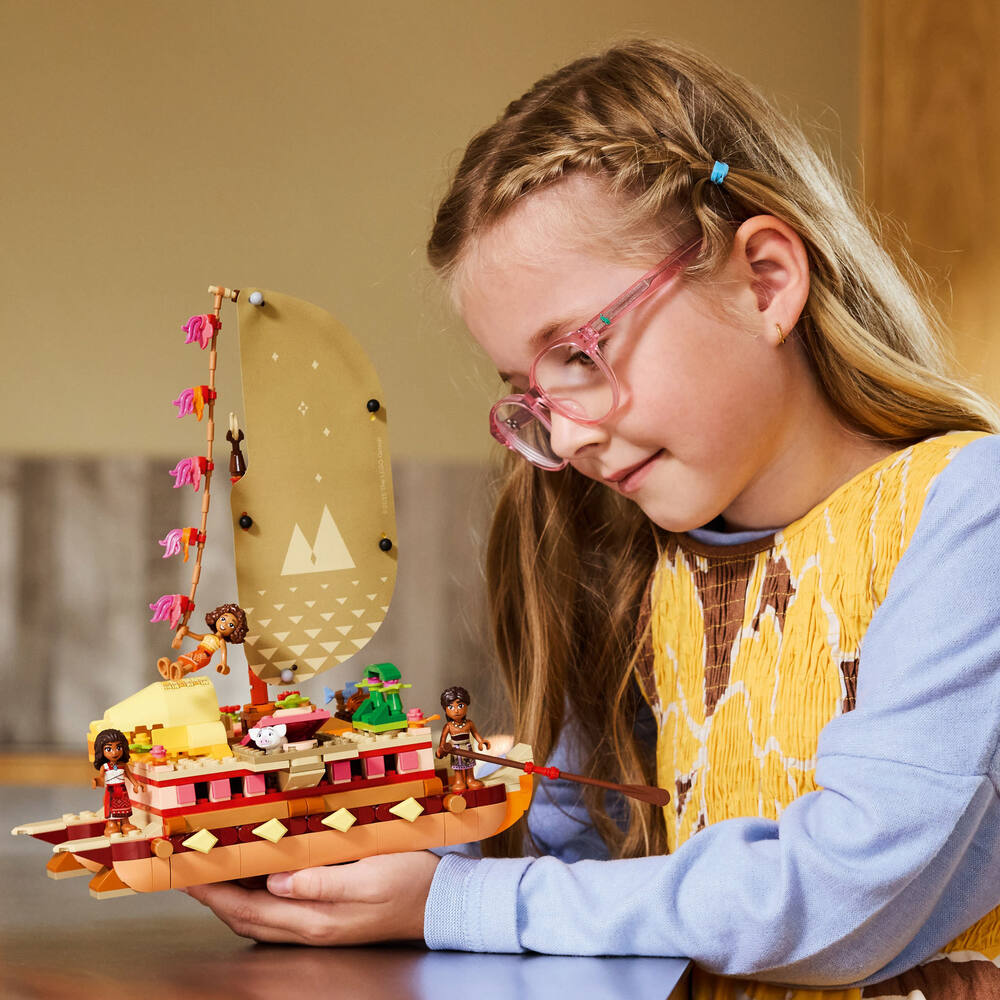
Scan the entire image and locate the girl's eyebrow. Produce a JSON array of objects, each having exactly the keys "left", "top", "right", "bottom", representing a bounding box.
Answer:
[{"left": 497, "top": 318, "right": 578, "bottom": 382}]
